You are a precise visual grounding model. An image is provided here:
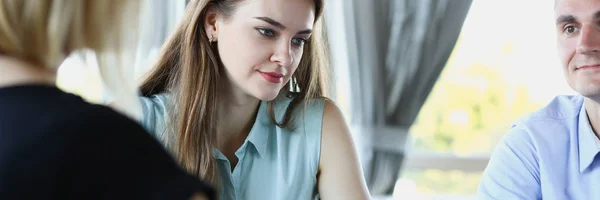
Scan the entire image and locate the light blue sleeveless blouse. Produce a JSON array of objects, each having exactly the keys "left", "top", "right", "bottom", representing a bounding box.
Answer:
[{"left": 138, "top": 94, "right": 325, "bottom": 200}]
